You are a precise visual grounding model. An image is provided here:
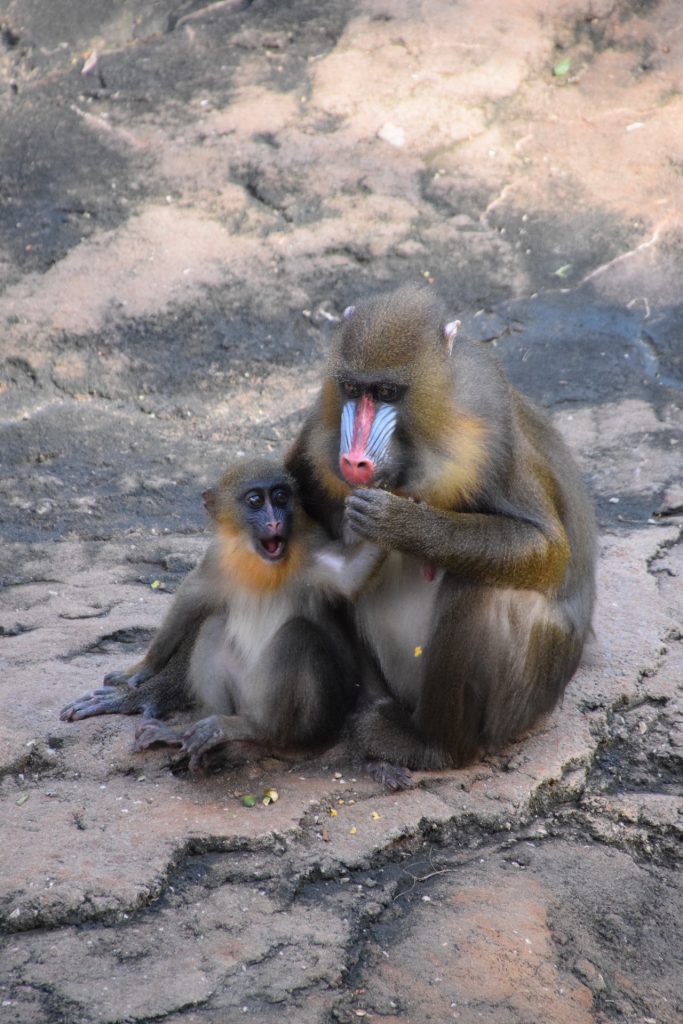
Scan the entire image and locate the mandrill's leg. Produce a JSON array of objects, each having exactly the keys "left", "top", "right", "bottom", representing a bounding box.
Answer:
[
  {"left": 60, "top": 639, "right": 195, "bottom": 723},
  {"left": 353, "top": 583, "right": 582, "bottom": 771}
]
